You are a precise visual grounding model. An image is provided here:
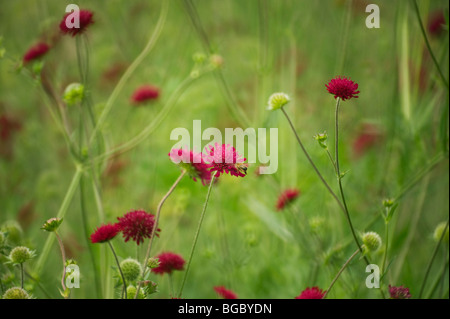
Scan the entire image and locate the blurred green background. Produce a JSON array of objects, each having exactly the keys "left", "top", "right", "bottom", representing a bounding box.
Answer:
[{"left": 0, "top": 0, "right": 448, "bottom": 299}]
